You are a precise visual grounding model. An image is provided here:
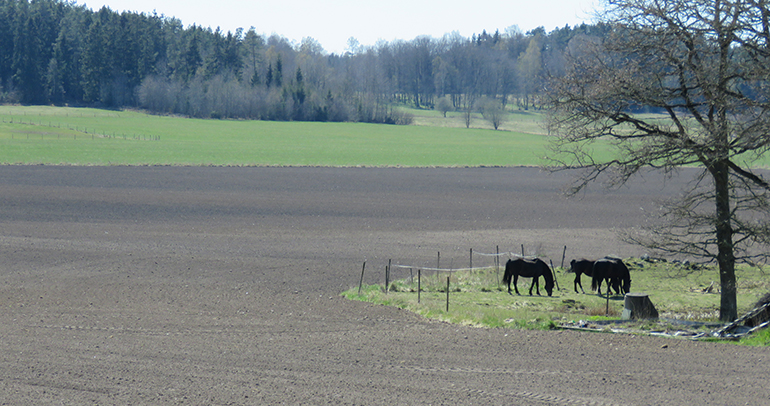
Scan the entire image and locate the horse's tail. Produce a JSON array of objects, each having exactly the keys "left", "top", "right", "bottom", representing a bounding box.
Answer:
[
  {"left": 591, "top": 274, "right": 599, "bottom": 291},
  {"left": 502, "top": 260, "right": 513, "bottom": 285}
]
